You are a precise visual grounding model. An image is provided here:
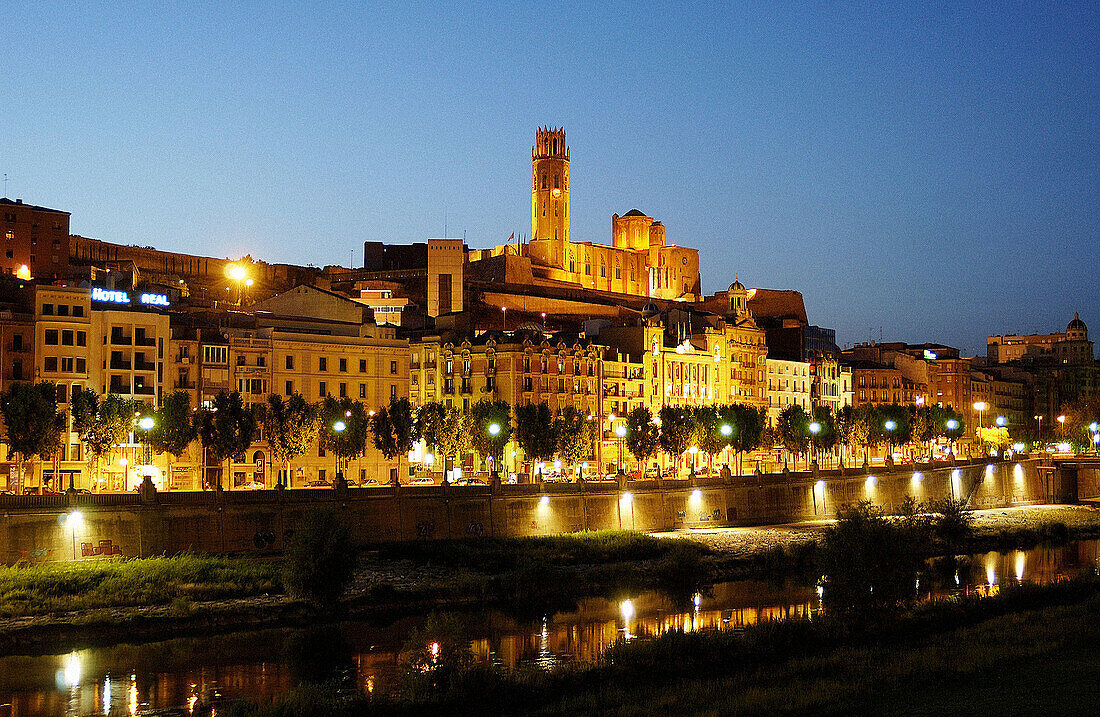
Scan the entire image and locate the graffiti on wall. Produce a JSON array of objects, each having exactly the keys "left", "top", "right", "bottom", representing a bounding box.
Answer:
[
  {"left": 81, "top": 540, "right": 124, "bottom": 558},
  {"left": 18, "top": 547, "right": 55, "bottom": 562}
]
